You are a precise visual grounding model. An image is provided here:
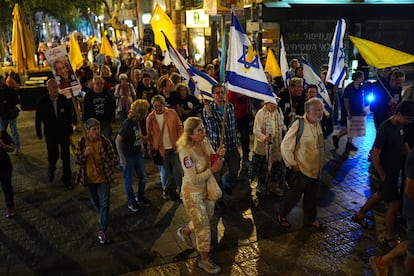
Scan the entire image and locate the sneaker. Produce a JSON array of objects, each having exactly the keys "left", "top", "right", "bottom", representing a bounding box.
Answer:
[
  {"left": 138, "top": 197, "right": 151, "bottom": 207},
  {"left": 162, "top": 190, "right": 170, "bottom": 200},
  {"left": 98, "top": 230, "right": 109, "bottom": 244},
  {"left": 177, "top": 227, "right": 193, "bottom": 248},
  {"left": 346, "top": 142, "right": 358, "bottom": 151},
  {"left": 198, "top": 258, "right": 221, "bottom": 274},
  {"left": 127, "top": 201, "right": 141, "bottom": 213},
  {"left": 332, "top": 135, "right": 339, "bottom": 149},
  {"left": 5, "top": 207, "right": 16, "bottom": 218},
  {"left": 369, "top": 256, "right": 388, "bottom": 276}
]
